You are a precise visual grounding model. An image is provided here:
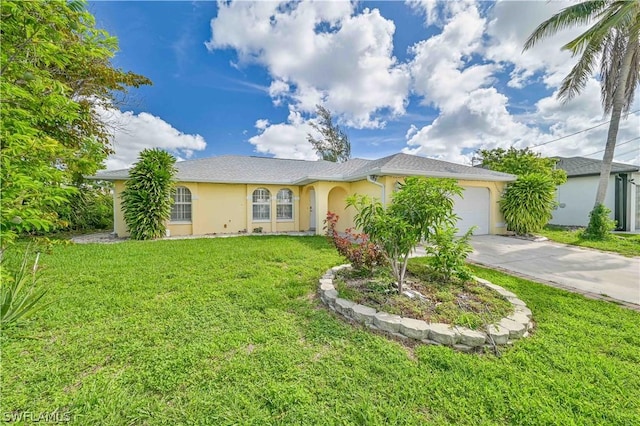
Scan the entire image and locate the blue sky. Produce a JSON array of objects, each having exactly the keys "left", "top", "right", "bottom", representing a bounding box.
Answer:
[{"left": 90, "top": 1, "right": 639, "bottom": 170}]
